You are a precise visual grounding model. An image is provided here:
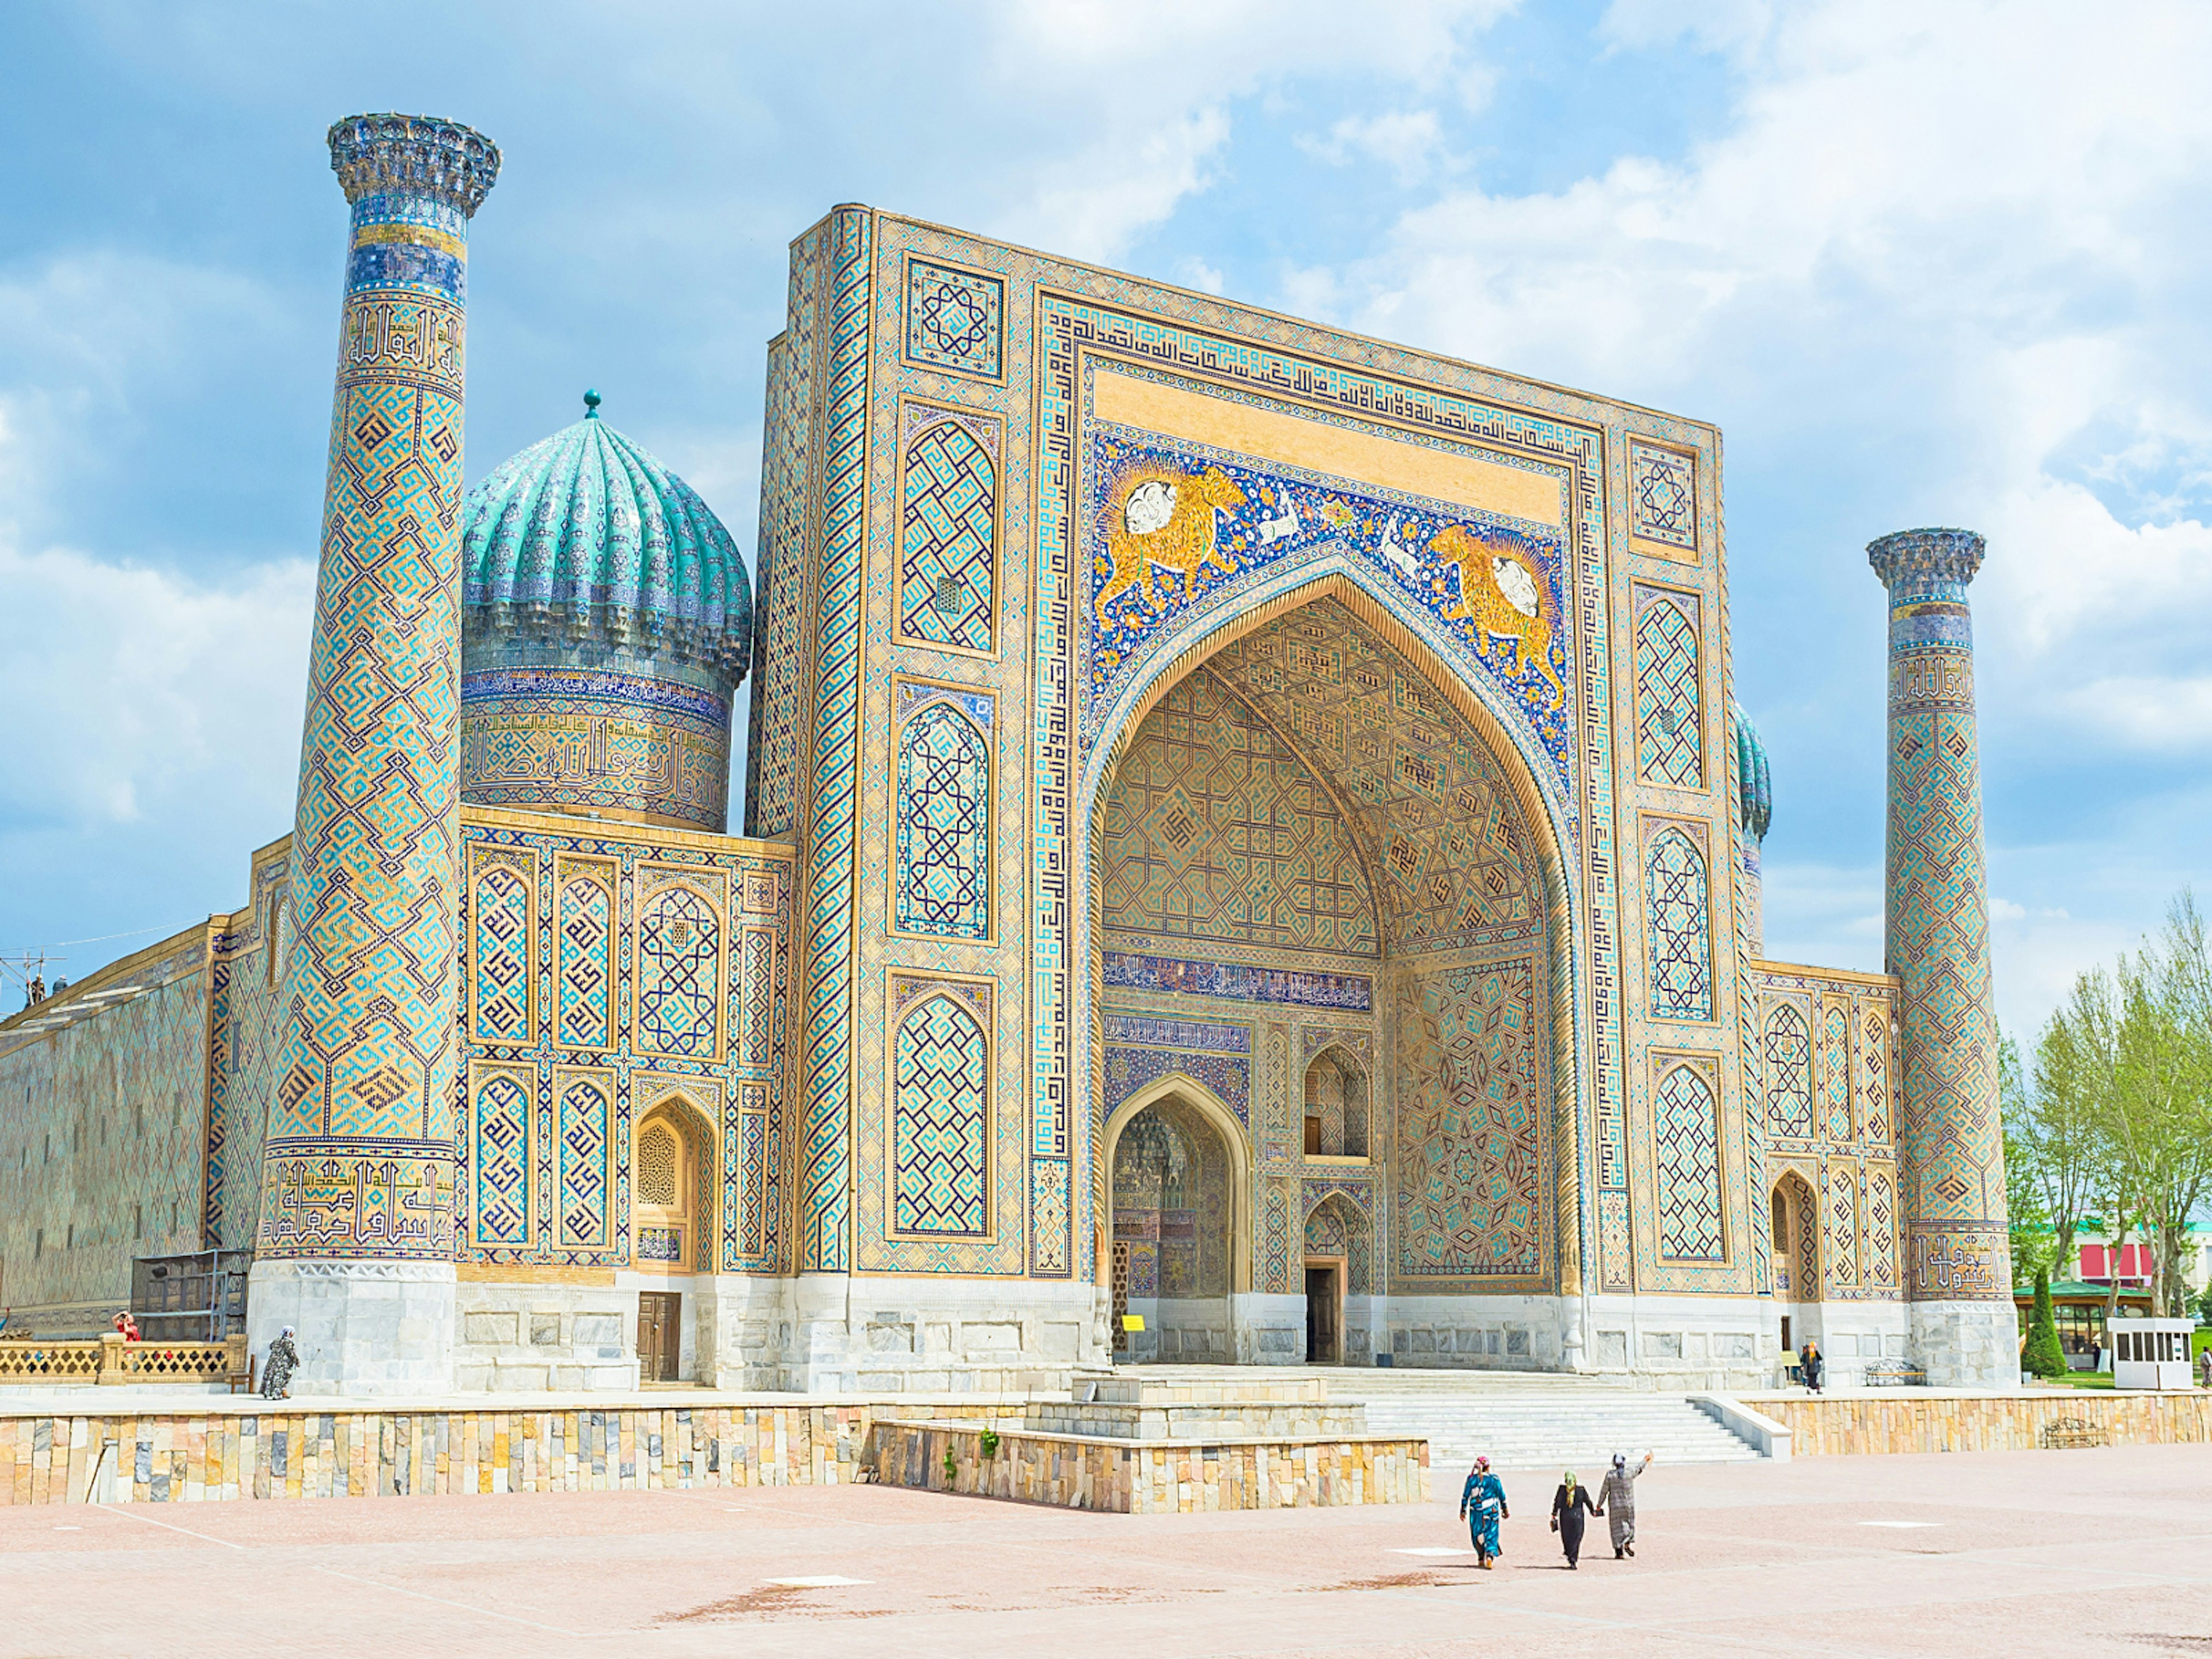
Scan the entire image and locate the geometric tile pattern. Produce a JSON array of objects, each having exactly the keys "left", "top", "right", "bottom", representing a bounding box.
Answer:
[
  {"left": 555, "top": 867, "right": 613, "bottom": 1051},
  {"left": 1762, "top": 1002, "right": 1813, "bottom": 1138},
  {"left": 1099, "top": 668, "right": 1376, "bottom": 957},
  {"left": 1821, "top": 1003, "right": 1853, "bottom": 1142},
  {"left": 891, "top": 986, "right": 991, "bottom": 1237},
  {"left": 460, "top": 668, "right": 733, "bottom": 832},
  {"left": 1824, "top": 1160, "right": 1859, "bottom": 1289},
  {"left": 904, "top": 259, "right": 1003, "bottom": 380},
  {"left": 470, "top": 1068, "right": 532, "bottom": 1248},
  {"left": 259, "top": 123, "right": 497, "bottom": 1261},
  {"left": 898, "top": 408, "right": 997, "bottom": 653},
  {"left": 1634, "top": 591, "right": 1701, "bottom": 787},
  {"left": 469, "top": 857, "right": 533, "bottom": 1047},
  {"left": 1869, "top": 528, "right": 2007, "bottom": 1300},
  {"left": 1645, "top": 825, "right": 1711, "bottom": 1021},
  {"left": 450, "top": 820, "right": 790, "bottom": 1275},
  {"left": 1867, "top": 1163, "right": 1898, "bottom": 1289},
  {"left": 801, "top": 207, "right": 872, "bottom": 1275},
  {"left": 1302, "top": 1194, "right": 1372, "bottom": 1294},
  {"left": 893, "top": 688, "right": 993, "bottom": 941},
  {"left": 1628, "top": 440, "right": 1697, "bottom": 551},
  {"left": 558, "top": 1075, "right": 611, "bottom": 1249},
  {"left": 1654, "top": 1062, "right": 1723, "bottom": 1260},
  {"left": 1392, "top": 957, "right": 1545, "bottom": 1283},
  {"left": 1206, "top": 603, "right": 1546, "bottom": 956},
  {"left": 1859, "top": 1007, "right": 1890, "bottom": 1142},
  {"left": 637, "top": 882, "right": 722, "bottom": 1059}
]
